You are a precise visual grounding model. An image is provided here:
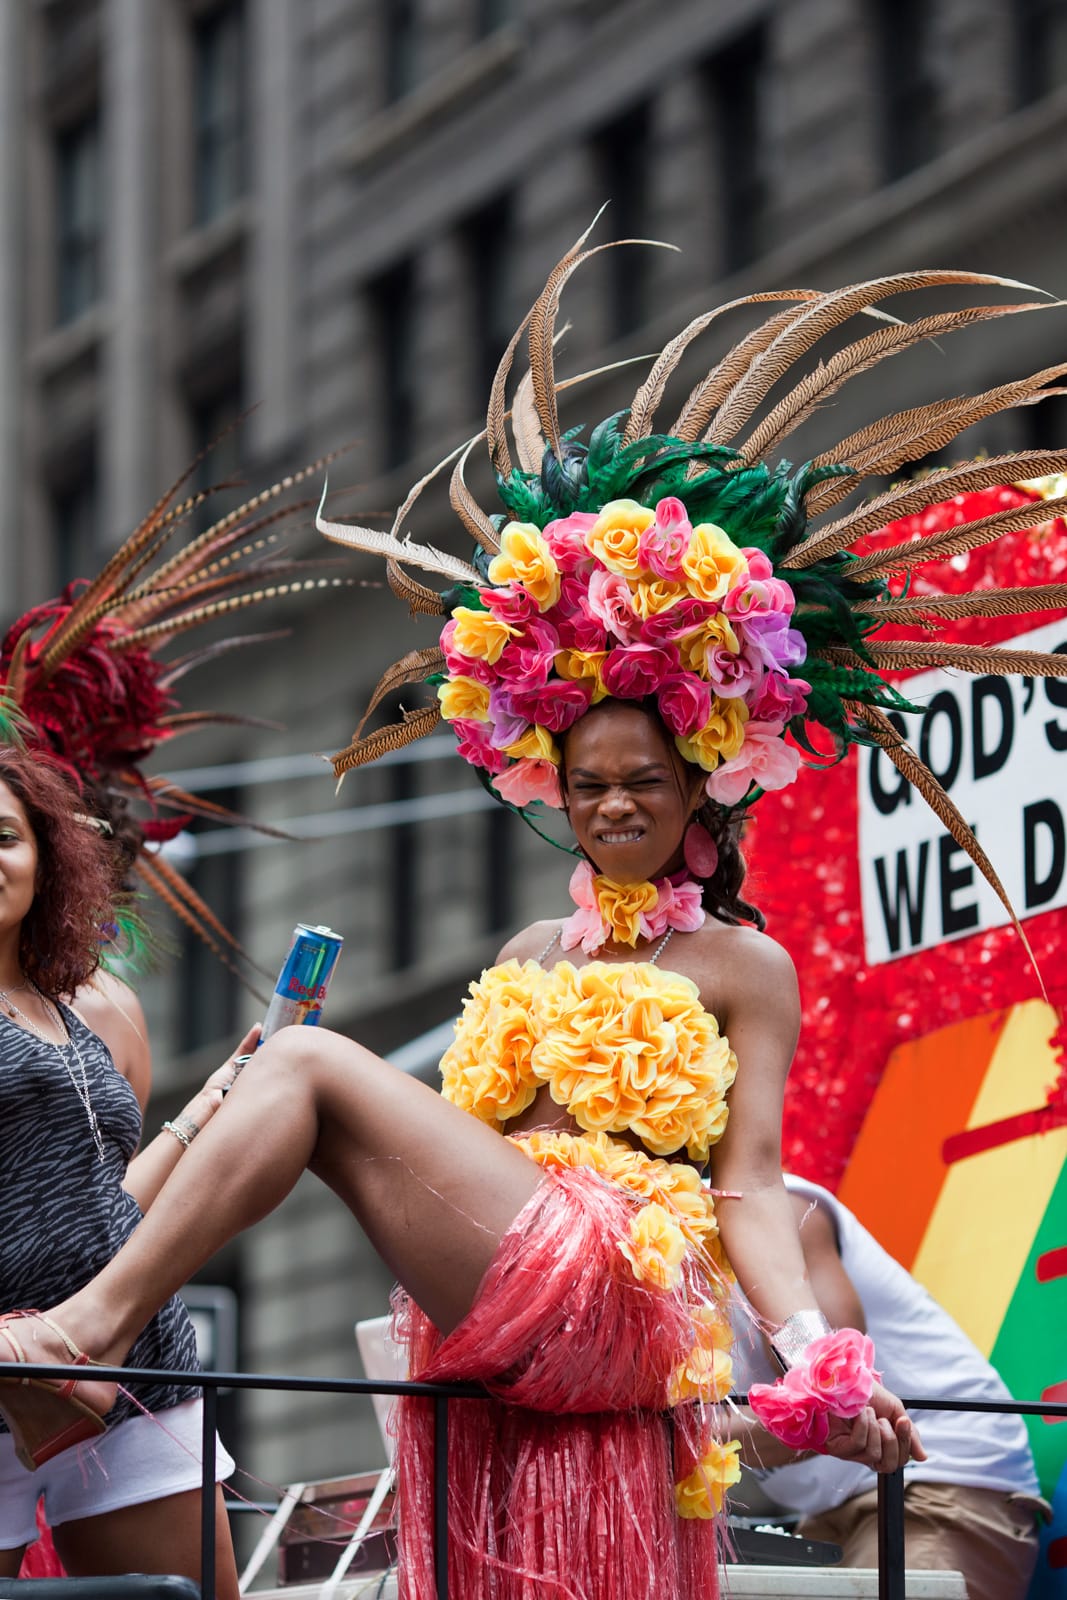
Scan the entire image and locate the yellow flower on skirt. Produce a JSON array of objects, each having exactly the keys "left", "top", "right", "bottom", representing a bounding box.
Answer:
[
  {"left": 669, "top": 1305, "right": 735, "bottom": 1404},
  {"left": 618, "top": 1202, "right": 687, "bottom": 1291},
  {"left": 674, "top": 1440, "right": 742, "bottom": 1520}
]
